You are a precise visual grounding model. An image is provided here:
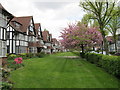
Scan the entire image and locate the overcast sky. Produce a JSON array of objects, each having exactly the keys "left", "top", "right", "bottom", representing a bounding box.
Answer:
[{"left": 0, "top": 0, "right": 86, "bottom": 39}]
